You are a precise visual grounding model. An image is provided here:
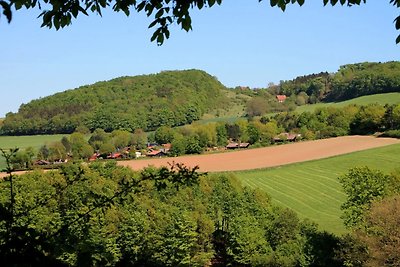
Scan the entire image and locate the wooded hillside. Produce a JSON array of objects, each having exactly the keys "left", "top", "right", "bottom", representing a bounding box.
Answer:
[
  {"left": 1, "top": 70, "right": 228, "bottom": 135},
  {"left": 2, "top": 62, "right": 400, "bottom": 136},
  {"left": 278, "top": 61, "right": 400, "bottom": 103}
]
